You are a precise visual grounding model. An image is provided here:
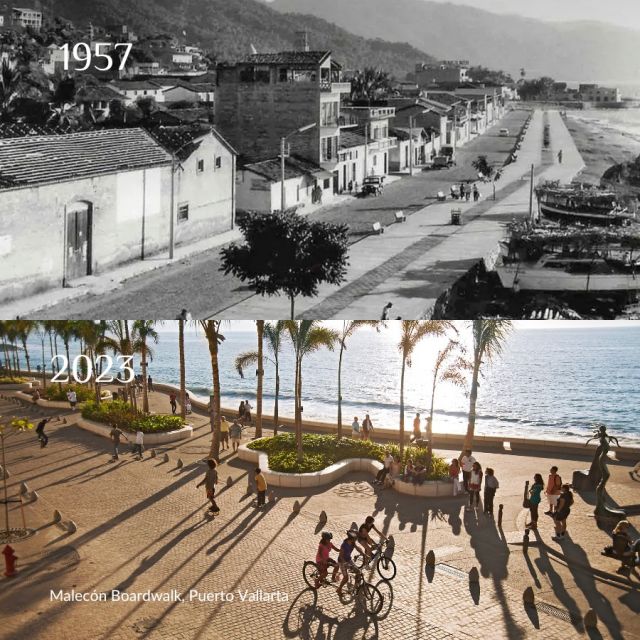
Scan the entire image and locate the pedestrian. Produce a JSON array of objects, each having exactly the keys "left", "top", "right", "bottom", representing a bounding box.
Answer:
[
  {"left": 465, "top": 185, "right": 471, "bottom": 201},
  {"left": 32, "top": 388, "right": 41, "bottom": 403},
  {"left": 255, "top": 467, "right": 267, "bottom": 508},
  {"left": 351, "top": 416, "right": 360, "bottom": 439},
  {"left": 169, "top": 392, "right": 177, "bottom": 415},
  {"left": 411, "top": 413, "right": 422, "bottom": 442},
  {"left": 375, "top": 451, "right": 394, "bottom": 485},
  {"left": 244, "top": 400, "right": 252, "bottom": 425},
  {"left": 66, "top": 389, "right": 77, "bottom": 409},
  {"left": 557, "top": 149, "right": 563, "bottom": 164},
  {"left": 459, "top": 183, "right": 465, "bottom": 200},
  {"left": 449, "top": 458, "right": 461, "bottom": 495},
  {"left": 544, "top": 465, "right": 563, "bottom": 516},
  {"left": 133, "top": 429, "right": 144, "bottom": 460},
  {"left": 220, "top": 415, "right": 230, "bottom": 451},
  {"left": 35, "top": 417, "right": 50, "bottom": 448},
  {"left": 381, "top": 302, "right": 393, "bottom": 320},
  {"left": 109, "top": 424, "right": 129, "bottom": 461},
  {"left": 238, "top": 400, "right": 245, "bottom": 421},
  {"left": 460, "top": 449, "right": 476, "bottom": 491},
  {"left": 473, "top": 184, "right": 480, "bottom": 202},
  {"left": 450, "top": 185, "right": 458, "bottom": 200},
  {"left": 348, "top": 179, "right": 353, "bottom": 193},
  {"left": 185, "top": 393, "right": 192, "bottom": 415},
  {"left": 229, "top": 419, "right": 243, "bottom": 453},
  {"left": 147, "top": 375, "right": 153, "bottom": 392},
  {"left": 552, "top": 484, "right": 574, "bottom": 541},
  {"left": 526, "top": 473, "right": 544, "bottom": 530},
  {"left": 362, "top": 414, "right": 373, "bottom": 440},
  {"left": 467, "top": 461, "right": 483, "bottom": 509},
  {"left": 196, "top": 458, "right": 220, "bottom": 515},
  {"left": 483, "top": 467, "right": 499, "bottom": 515}
]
